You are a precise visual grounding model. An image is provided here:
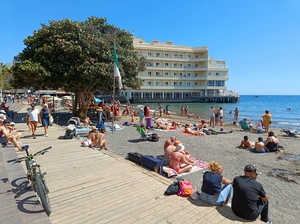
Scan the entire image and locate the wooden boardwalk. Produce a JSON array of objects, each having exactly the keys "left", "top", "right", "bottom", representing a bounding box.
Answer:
[{"left": 1, "top": 109, "right": 263, "bottom": 224}]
